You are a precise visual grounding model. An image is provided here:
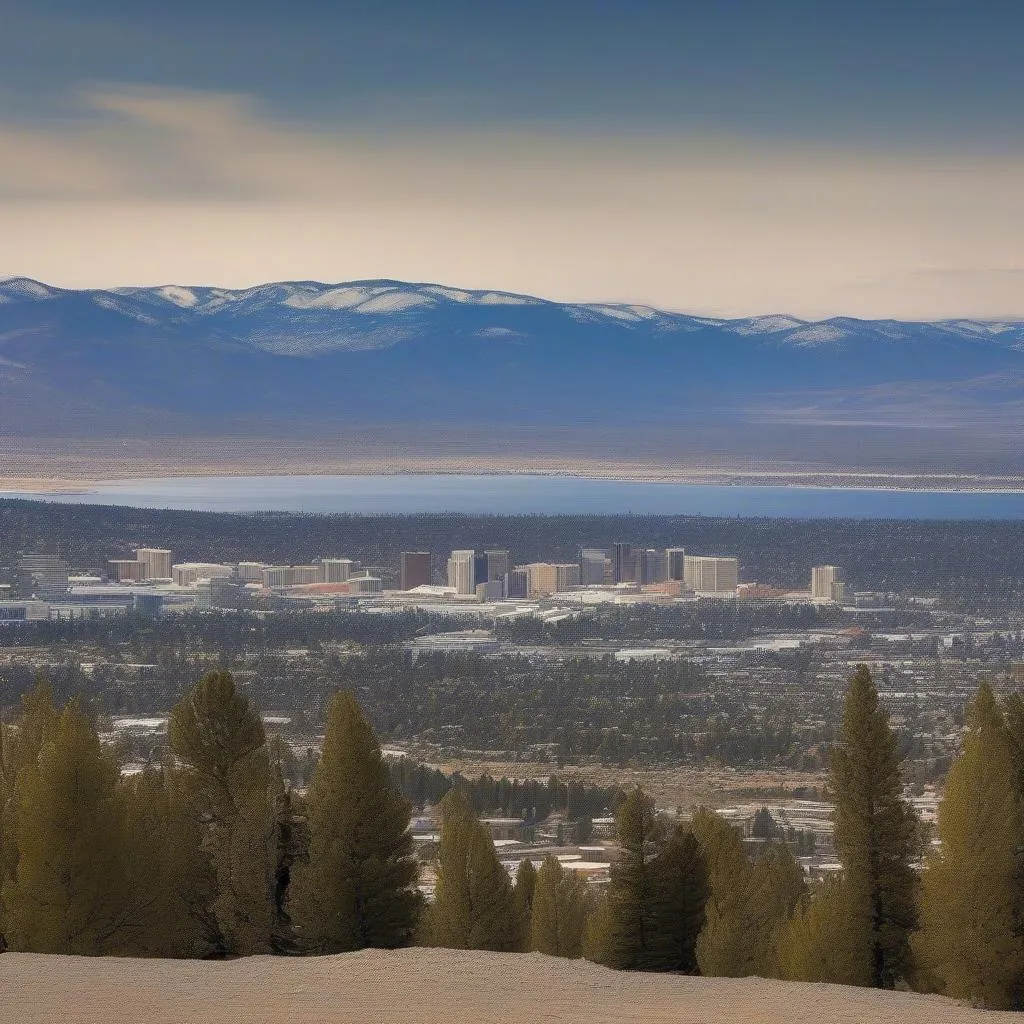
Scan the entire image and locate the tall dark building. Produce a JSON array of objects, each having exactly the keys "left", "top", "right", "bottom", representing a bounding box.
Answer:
[
  {"left": 474, "top": 553, "right": 489, "bottom": 588},
  {"left": 666, "top": 548, "right": 687, "bottom": 581},
  {"left": 400, "top": 551, "right": 432, "bottom": 590},
  {"left": 613, "top": 543, "right": 640, "bottom": 584},
  {"left": 484, "top": 549, "right": 510, "bottom": 582},
  {"left": 504, "top": 569, "right": 529, "bottom": 599}
]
